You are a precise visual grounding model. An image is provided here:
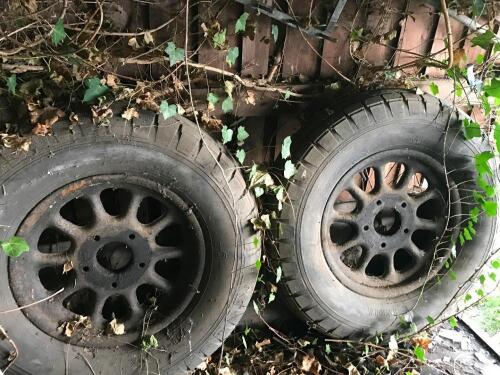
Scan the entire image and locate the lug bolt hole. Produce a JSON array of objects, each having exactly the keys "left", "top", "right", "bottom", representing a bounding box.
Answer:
[
  {"left": 139, "top": 262, "right": 146, "bottom": 268},
  {"left": 93, "top": 235, "right": 100, "bottom": 241},
  {"left": 404, "top": 228, "right": 409, "bottom": 234},
  {"left": 129, "top": 233, "right": 136, "bottom": 240},
  {"left": 401, "top": 202, "right": 407, "bottom": 208},
  {"left": 83, "top": 266, "right": 90, "bottom": 272},
  {"left": 381, "top": 242, "right": 386, "bottom": 248},
  {"left": 112, "top": 282, "right": 117, "bottom": 288},
  {"left": 376, "top": 200, "right": 382, "bottom": 206},
  {"left": 363, "top": 225, "right": 369, "bottom": 231}
]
